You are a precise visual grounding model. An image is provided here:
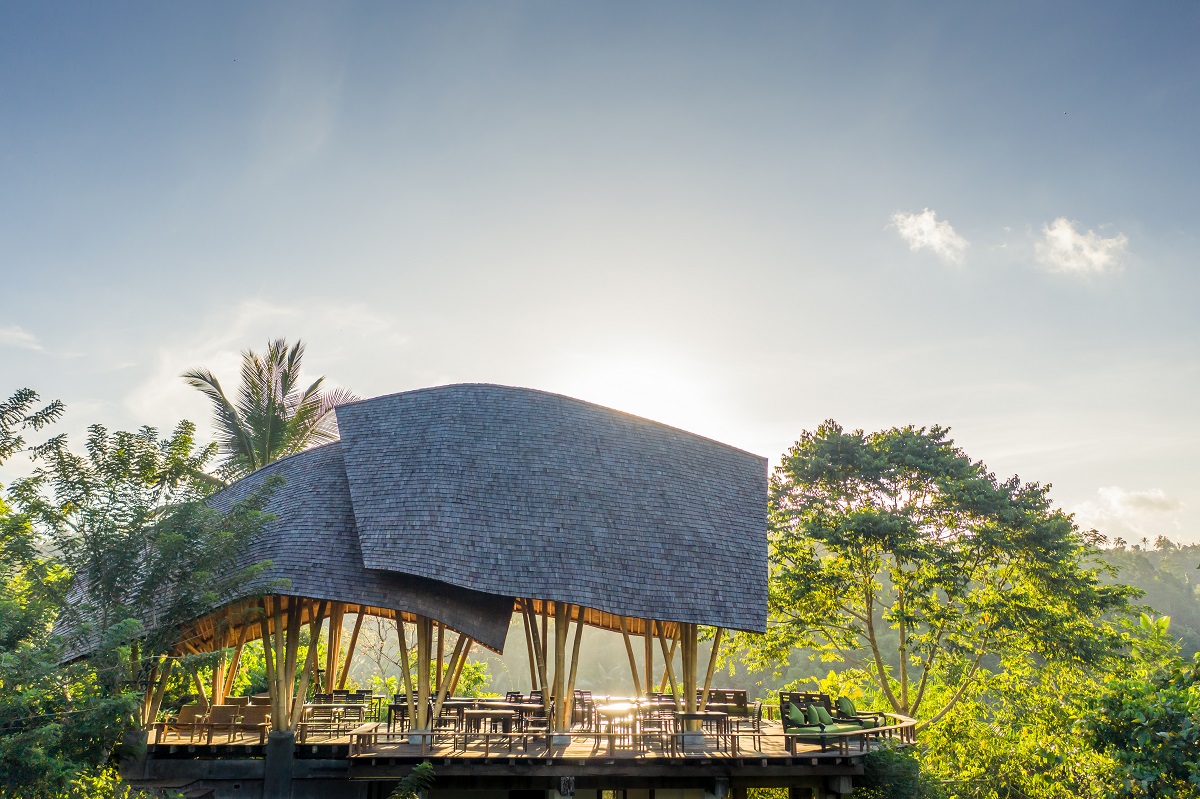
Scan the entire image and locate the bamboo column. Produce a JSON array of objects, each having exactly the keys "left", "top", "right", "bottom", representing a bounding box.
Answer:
[
  {"left": 644, "top": 622, "right": 654, "bottom": 697},
  {"left": 435, "top": 624, "right": 445, "bottom": 694},
  {"left": 565, "top": 607, "right": 584, "bottom": 726},
  {"left": 523, "top": 600, "right": 550, "bottom": 708},
  {"left": 324, "top": 603, "right": 345, "bottom": 693},
  {"left": 415, "top": 615, "right": 434, "bottom": 730},
  {"left": 552, "top": 603, "right": 569, "bottom": 731},
  {"left": 337, "top": 611, "right": 365, "bottom": 690},
  {"left": 699, "top": 627, "right": 724, "bottom": 711},
  {"left": 522, "top": 600, "right": 540, "bottom": 691},
  {"left": 680, "top": 622, "right": 699, "bottom": 730},
  {"left": 659, "top": 634, "right": 679, "bottom": 693},
  {"left": 288, "top": 600, "right": 328, "bottom": 728},
  {"left": 397, "top": 617, "right": 416, "bottom": 728},
  {"left": 618, "top": 617, "right": 643, "bottom": 698},
  {"left": 656, "top": 625, "right": 682, "bottom": 710}
]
